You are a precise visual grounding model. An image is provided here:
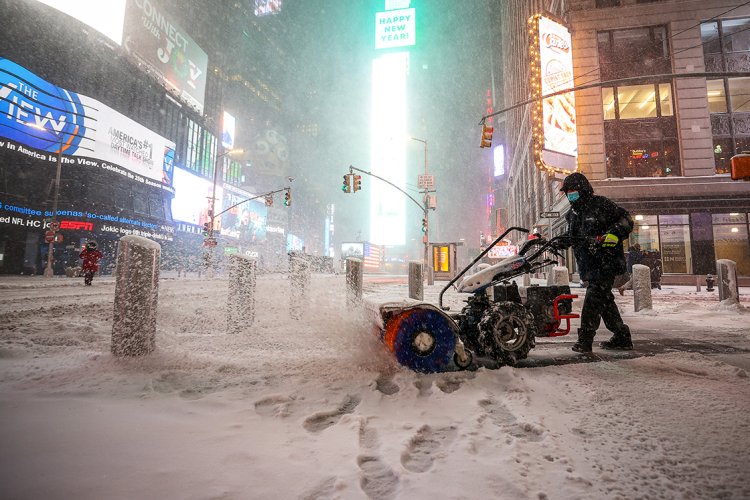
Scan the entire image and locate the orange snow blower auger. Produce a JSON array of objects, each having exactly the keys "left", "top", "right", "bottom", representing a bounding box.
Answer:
[{"left": 369, "top": 227, "right": 579, "bottom": 373}]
